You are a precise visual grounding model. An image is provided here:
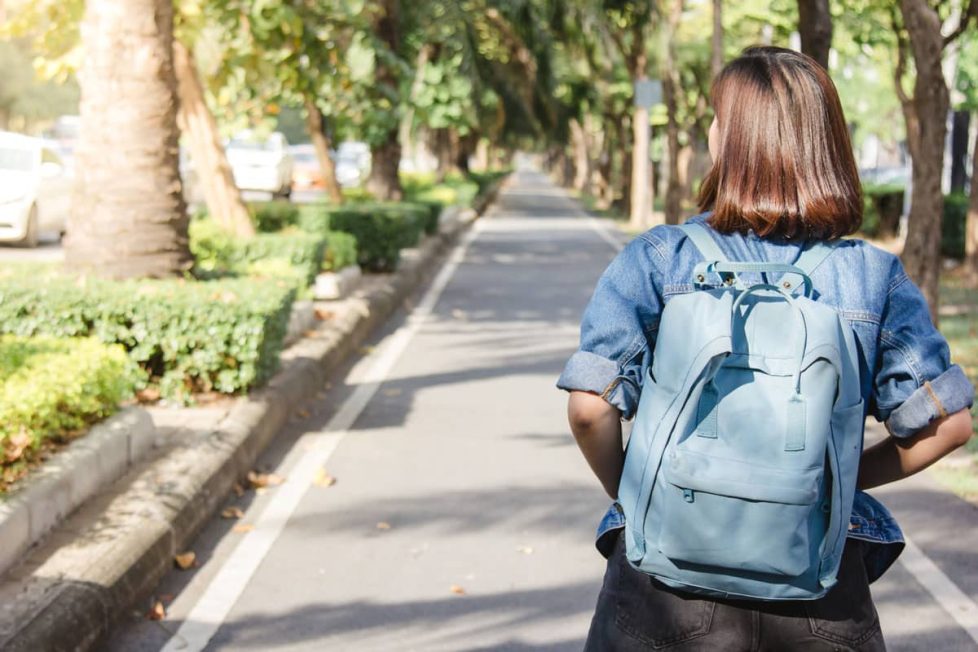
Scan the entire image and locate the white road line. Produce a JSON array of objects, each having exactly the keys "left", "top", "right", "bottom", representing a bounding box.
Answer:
[
  {"left": 161, "top": 223, "right": 484, "bottom": 652},
  {"left": 898, "top": 536, "right": 978, "bottom": 645}
]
